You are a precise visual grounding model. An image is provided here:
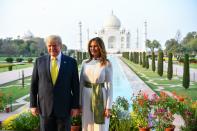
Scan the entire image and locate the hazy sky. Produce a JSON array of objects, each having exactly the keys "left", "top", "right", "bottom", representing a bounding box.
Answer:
[{"left": 0, "top": 0, "right": 197, "bottom": 49}]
